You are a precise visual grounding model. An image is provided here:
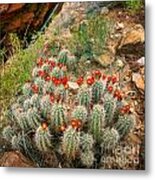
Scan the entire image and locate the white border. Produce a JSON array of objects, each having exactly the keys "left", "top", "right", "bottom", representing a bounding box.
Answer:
[{"left": 0, "top": 0, "right": 155, "bottom": 179}]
